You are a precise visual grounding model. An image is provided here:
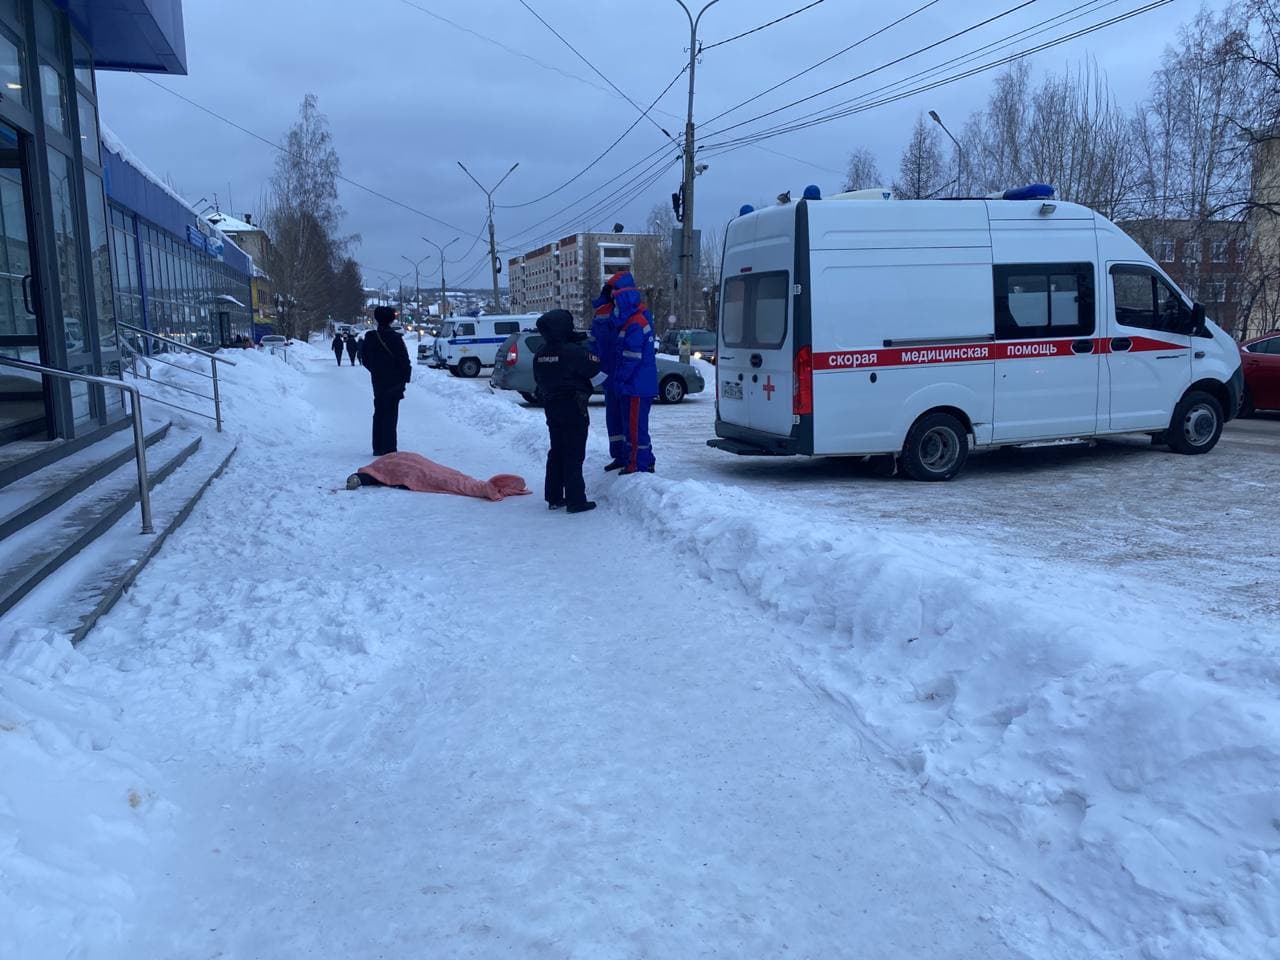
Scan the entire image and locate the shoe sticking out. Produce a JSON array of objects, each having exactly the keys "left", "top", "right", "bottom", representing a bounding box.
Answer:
[
  {"left": 547, "top": 501, "right": 565, "bottom": 511},
  {"left": 345, "top": 473, "right": 362, "bottom": 490},
  {"left": 603, "top": 460, "right": 625, "bottom": 472},
  {"left": 566, "top": 501, "right": 597, "bottom": 514}
]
